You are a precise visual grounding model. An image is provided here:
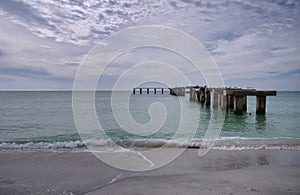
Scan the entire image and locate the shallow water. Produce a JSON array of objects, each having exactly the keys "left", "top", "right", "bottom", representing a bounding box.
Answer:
[{"left": 0, "top": 91, "right": 299, "bottom": 149}]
